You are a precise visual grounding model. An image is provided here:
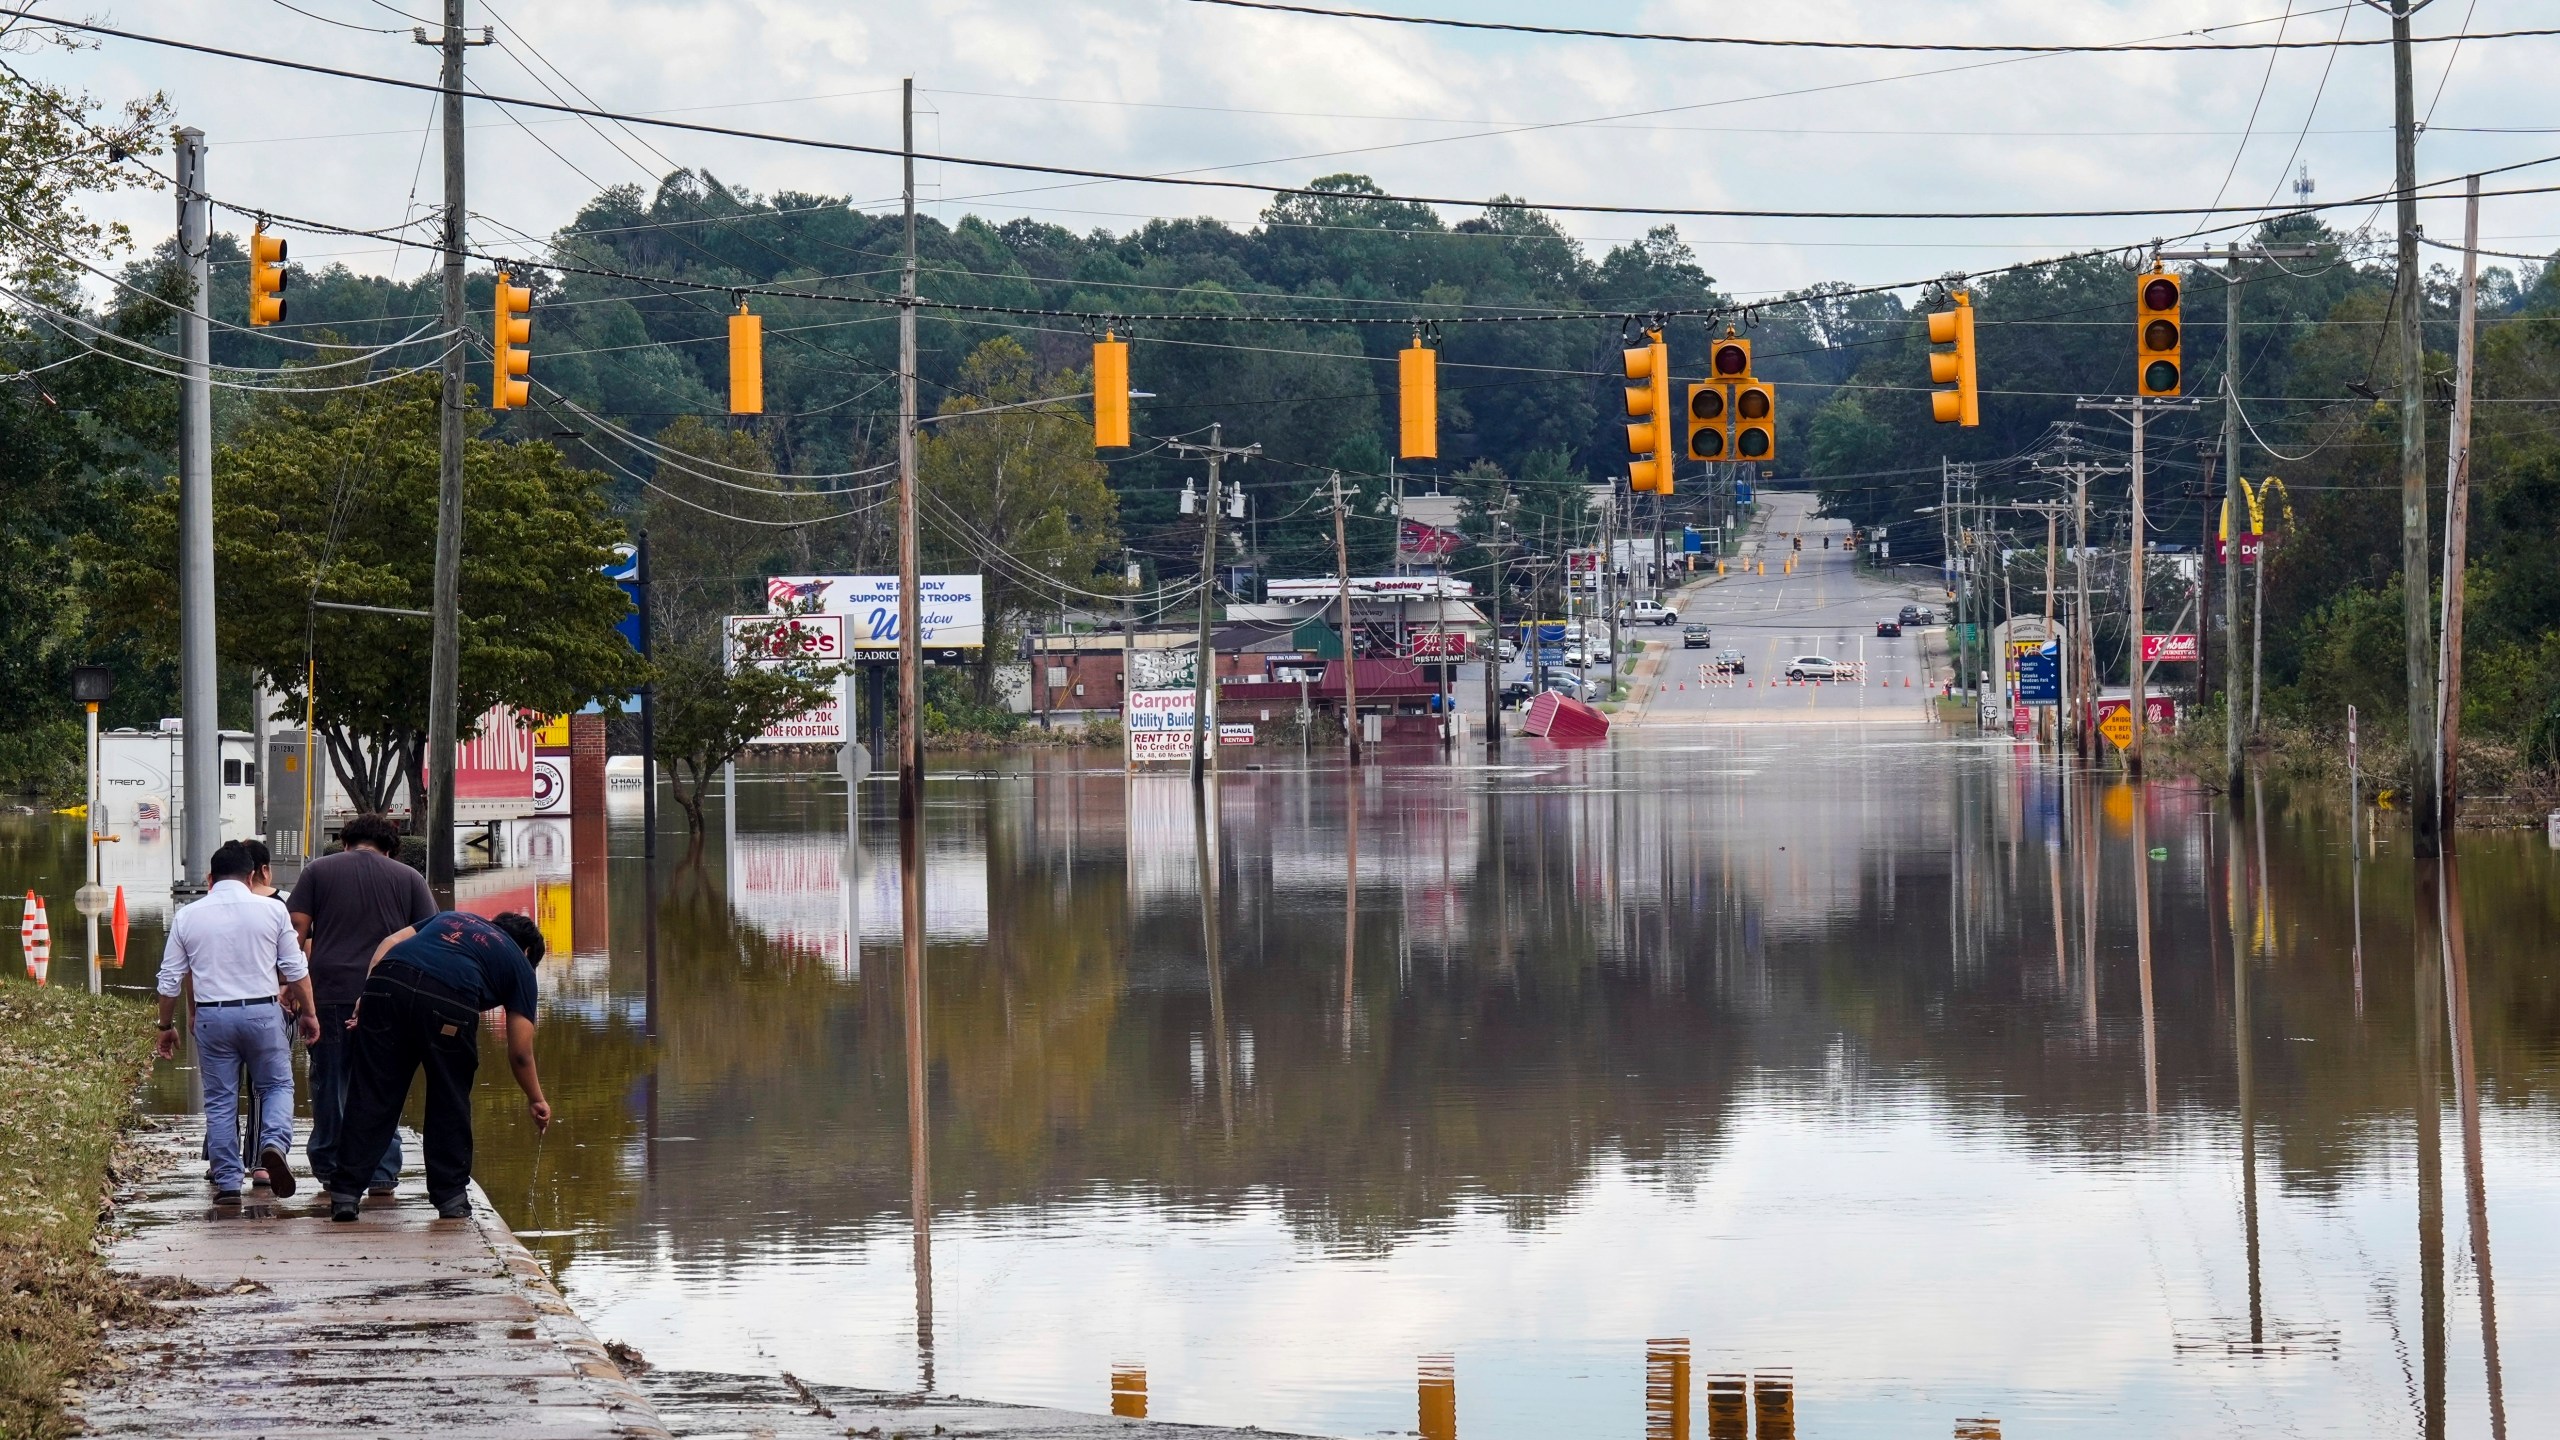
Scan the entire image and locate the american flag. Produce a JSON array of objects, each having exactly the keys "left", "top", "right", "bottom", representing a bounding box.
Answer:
[
  {"left": 137, "top": 801, "right": 162, "bottom": 821},
  {"left": 767, "top": 577, "right": 831, "bottom": 613}
]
